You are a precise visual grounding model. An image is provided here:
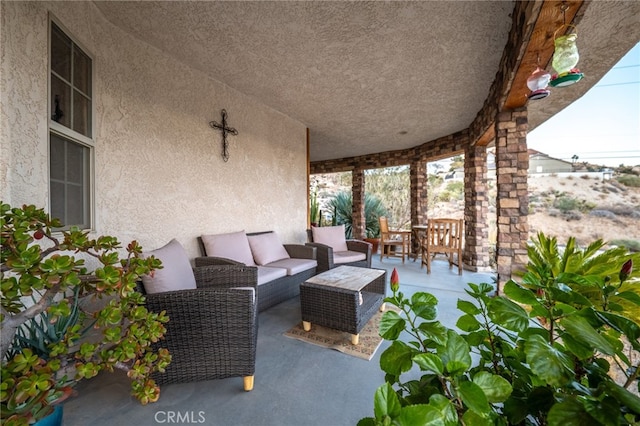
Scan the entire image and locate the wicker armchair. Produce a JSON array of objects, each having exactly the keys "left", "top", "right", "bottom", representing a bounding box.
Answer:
[
  {"left": 306, "top": 227, "right": 372, "bottom": 273},
  {"left": 139, "top": 264, "right": 259, "bottom": 391}
]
